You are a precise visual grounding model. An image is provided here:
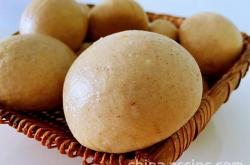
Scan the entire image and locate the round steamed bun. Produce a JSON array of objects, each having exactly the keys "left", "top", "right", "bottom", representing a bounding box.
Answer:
[
  {"left": 149, "top": 19, "right": 178, "bottom": 40},
  {"left": 180, "top": 12, "right": 243, "bottom": 76},
  {"left": 0, "top": 34, "right": 76, "bottom": 111},
  {"left": 20, "top": 0, "right": 88, "bottom": 50},
  {"left": 63, "top": 30, "right": 203, "bottom": 153},
  {"left": 89, "top": 0, "right": 148, "bottom": 41}
]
